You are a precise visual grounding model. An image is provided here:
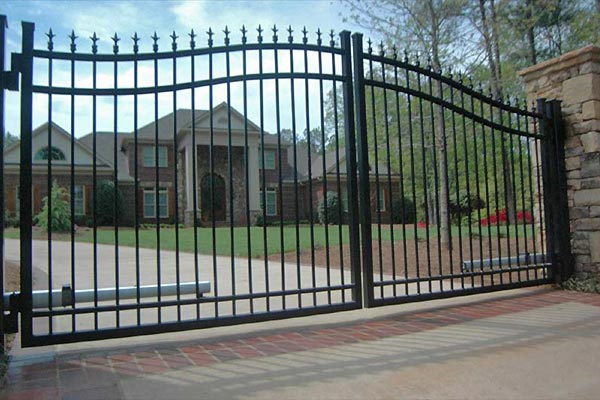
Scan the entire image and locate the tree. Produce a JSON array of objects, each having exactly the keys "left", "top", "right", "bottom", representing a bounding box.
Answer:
[
  {"left": 342, "top": 0, "right": 470, "bottom": 249},
  {"left": 95, "top": 180, "right": 124, "bottom": 226},
  {"left": 35, "top": 182, "right": 71, "bottom": 233},
  {"left": 4, "top": 131, "right": 18, "bottom": 147}
]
